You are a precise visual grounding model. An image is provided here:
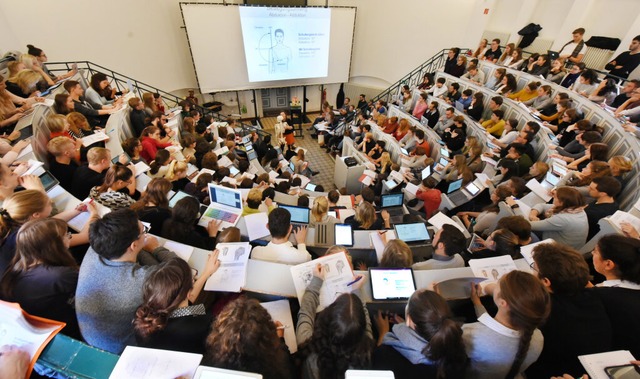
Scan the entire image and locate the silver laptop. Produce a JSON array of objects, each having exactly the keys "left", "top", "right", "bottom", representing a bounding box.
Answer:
[{"left": 198, "top": 184, "right": 244, "bottom": 228}]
